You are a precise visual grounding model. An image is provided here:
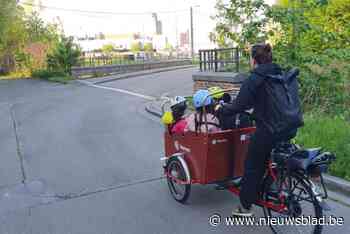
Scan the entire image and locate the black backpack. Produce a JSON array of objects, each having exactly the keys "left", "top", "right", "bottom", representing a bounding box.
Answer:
[{"left": 257, "top": 68, "right": 304, "bottom": 136}]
